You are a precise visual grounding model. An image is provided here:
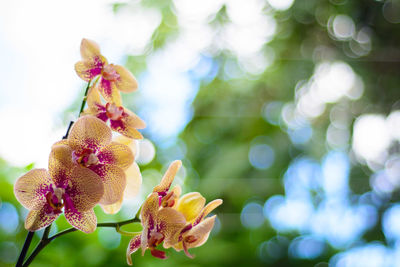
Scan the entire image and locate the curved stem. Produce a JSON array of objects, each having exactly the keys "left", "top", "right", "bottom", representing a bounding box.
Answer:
[
  {"left": 78, "top": 81, "right": 91, "bottom": 117},
  {"left": 49, "top": 217, "right": 140, "bottom": 241},
  {"left": 22, "top": 217, "right": 141, "bottom": 267},
  {"left": 116, "top": 225, "right": 142, "bottom": 237}
]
